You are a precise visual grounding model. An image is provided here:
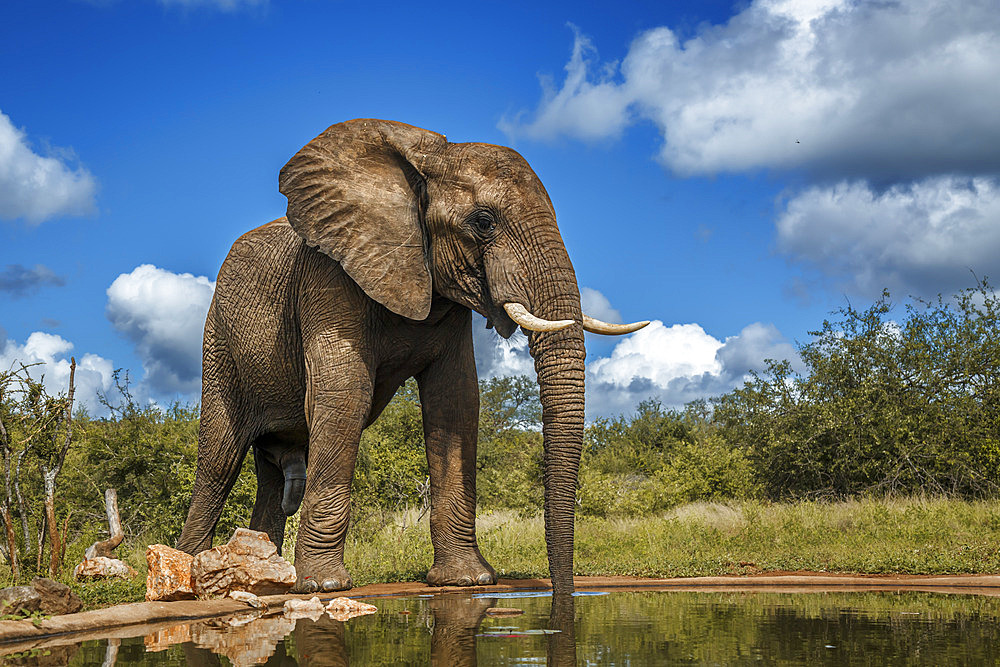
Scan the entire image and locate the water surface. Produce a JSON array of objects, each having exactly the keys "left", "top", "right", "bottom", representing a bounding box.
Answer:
[{"left": 7, "top": 589, "right": 1000, "bottom": 665}]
